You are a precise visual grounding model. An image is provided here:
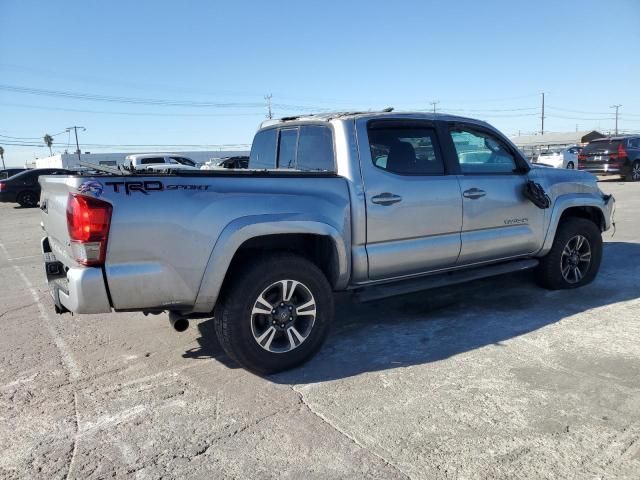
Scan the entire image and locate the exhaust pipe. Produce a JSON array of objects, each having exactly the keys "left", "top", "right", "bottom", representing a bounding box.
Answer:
[{"left": 169, "top": 312, "right": 189, "bottom": 332}]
